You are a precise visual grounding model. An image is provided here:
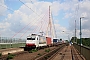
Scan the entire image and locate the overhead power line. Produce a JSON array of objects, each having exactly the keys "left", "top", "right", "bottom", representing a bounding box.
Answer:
[
  {"left": 0, "top": 4, "right": 14, "bottom": 12},
  {"left": 19, "top": 0, "right": 40, "bottom": 16},
  {"left": 19, "top": 13, "right": 47, "bottom": 38}
]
